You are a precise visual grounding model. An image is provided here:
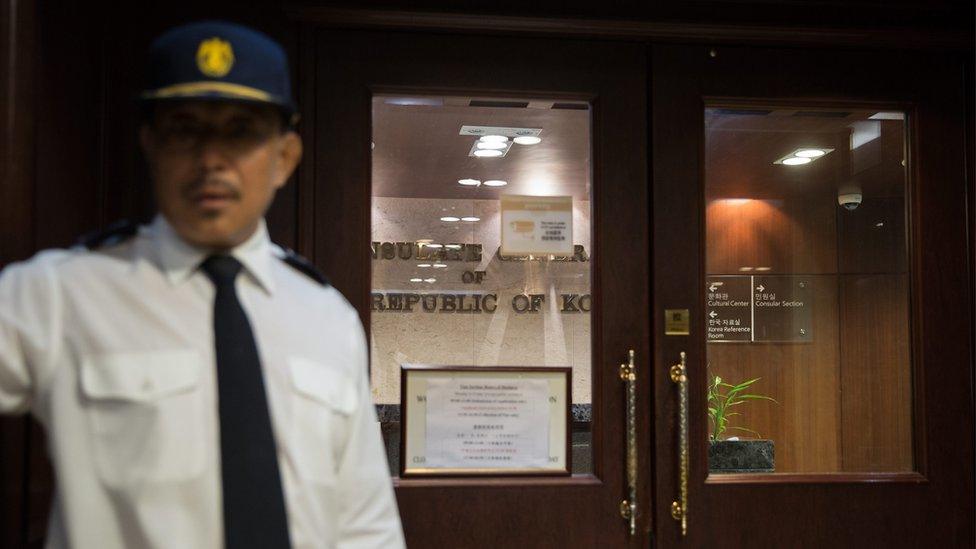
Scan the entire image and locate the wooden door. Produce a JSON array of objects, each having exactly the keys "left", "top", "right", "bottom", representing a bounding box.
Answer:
[
  {"left": 652, "top": 44, "right": 973, "bottom": 546},
  {"left": 309, "top": 30, "right": 651, "bottom": 547}
]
